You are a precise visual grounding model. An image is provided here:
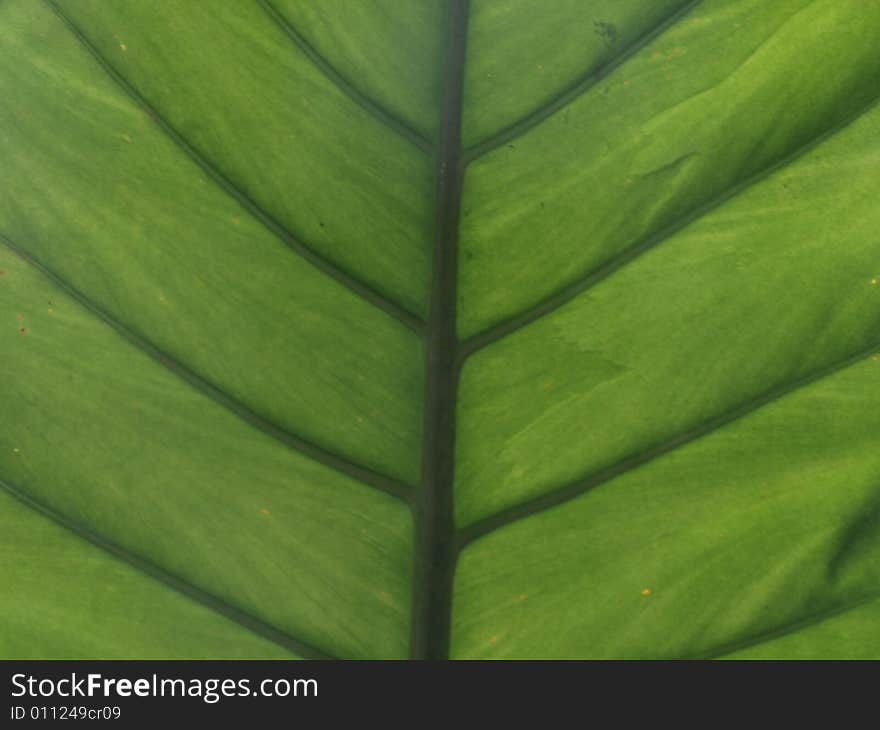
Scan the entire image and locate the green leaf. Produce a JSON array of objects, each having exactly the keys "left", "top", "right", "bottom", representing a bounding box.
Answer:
[{"left": 2, "top": 0, "right": 880, "bottom": 659}]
